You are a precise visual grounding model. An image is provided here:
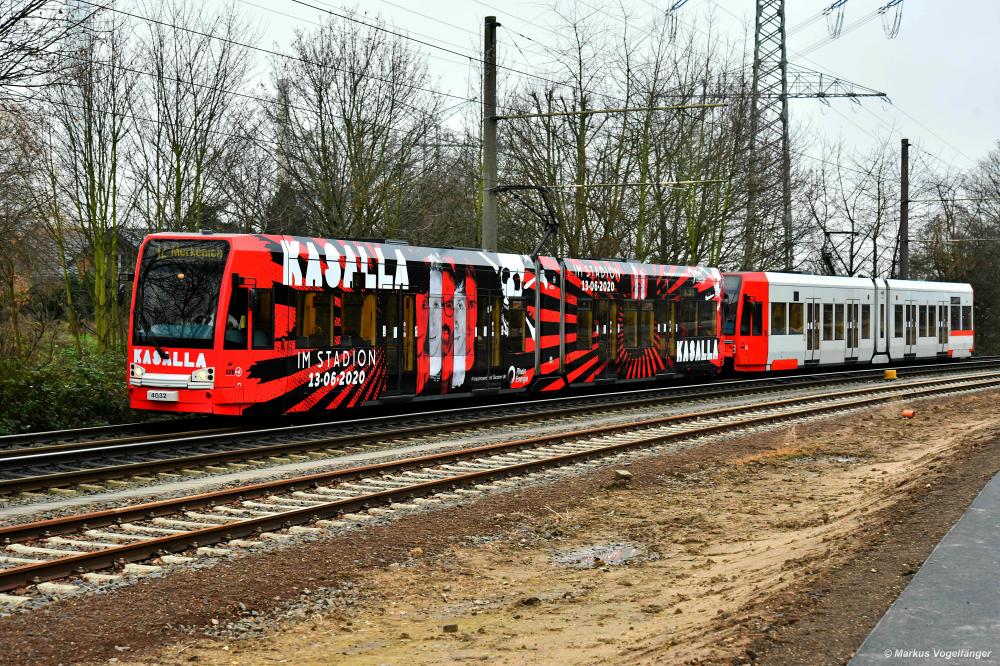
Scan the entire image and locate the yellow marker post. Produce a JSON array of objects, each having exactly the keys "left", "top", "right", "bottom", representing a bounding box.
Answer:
[{"left": 884, "top": 369, "right": 897, "bottom": 380}]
